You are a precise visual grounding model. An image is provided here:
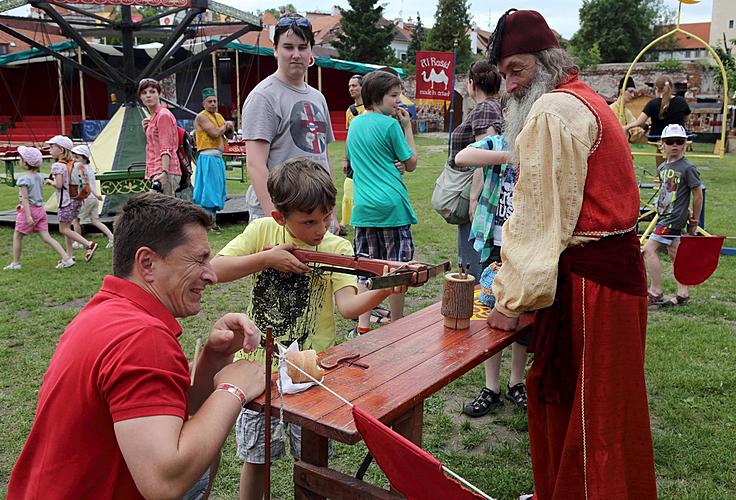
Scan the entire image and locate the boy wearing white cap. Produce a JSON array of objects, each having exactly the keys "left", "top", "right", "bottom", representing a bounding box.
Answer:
[
  {"left": 71, "top": 145, "right": 114, "bottom": 249},
  {"left": 643, "top": 124, "right": 703, "bottom": 307},
  {"left": 4, "top": 146, "right": 73, "bottom": 270}
]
